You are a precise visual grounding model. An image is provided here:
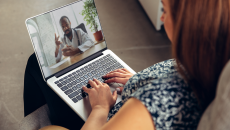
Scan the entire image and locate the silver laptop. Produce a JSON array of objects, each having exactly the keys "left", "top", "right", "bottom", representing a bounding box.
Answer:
[{"left": 25, "top": 0, "right": 136, "bottom": 121}]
